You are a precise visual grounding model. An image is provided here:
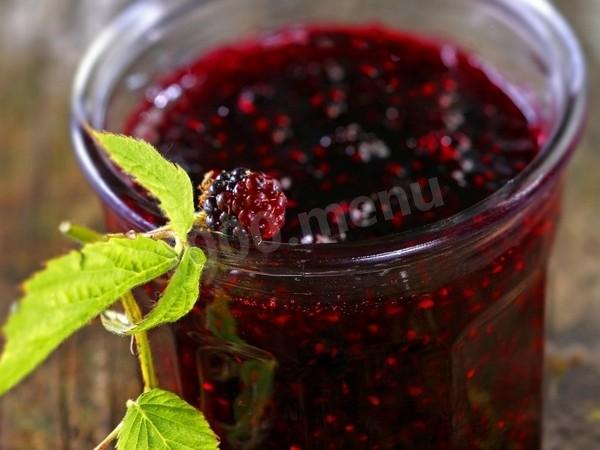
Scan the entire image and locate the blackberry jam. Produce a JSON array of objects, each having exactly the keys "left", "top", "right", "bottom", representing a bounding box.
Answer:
[
  {"left": 73, "top": 4, "right": 585, "bottom": 449},
  {"left": 117, "top": 25, "right": 547, "bottom": 449},
  {"left": 123, "top": 25, "right": 540, "bottom": 243}
]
